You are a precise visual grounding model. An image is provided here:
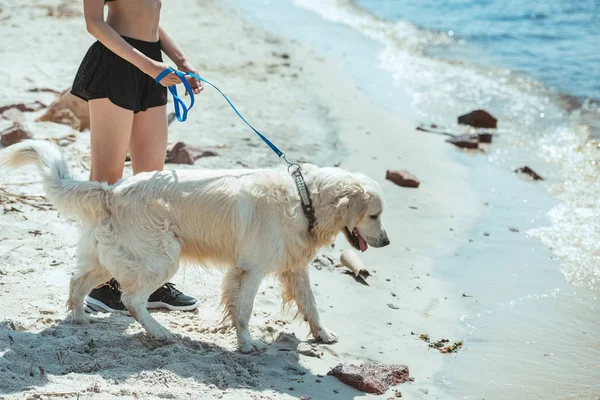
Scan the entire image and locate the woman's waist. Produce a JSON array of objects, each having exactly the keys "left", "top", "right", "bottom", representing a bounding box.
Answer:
[
  {"left": 96, "top": 33, "right": 162, "bottom": 59},
  {"left": 106, "top": 14, "right": 160, "bottom": 44}
]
